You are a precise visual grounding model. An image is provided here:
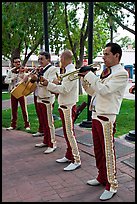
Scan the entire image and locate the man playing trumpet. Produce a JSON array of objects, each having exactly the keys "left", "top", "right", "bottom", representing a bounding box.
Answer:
[
  {"left": 79, "top": 43, "right": 129, "bottom": 200},
  {"left": 40, "top": 49, "right": 81, "bottom": 171}
]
